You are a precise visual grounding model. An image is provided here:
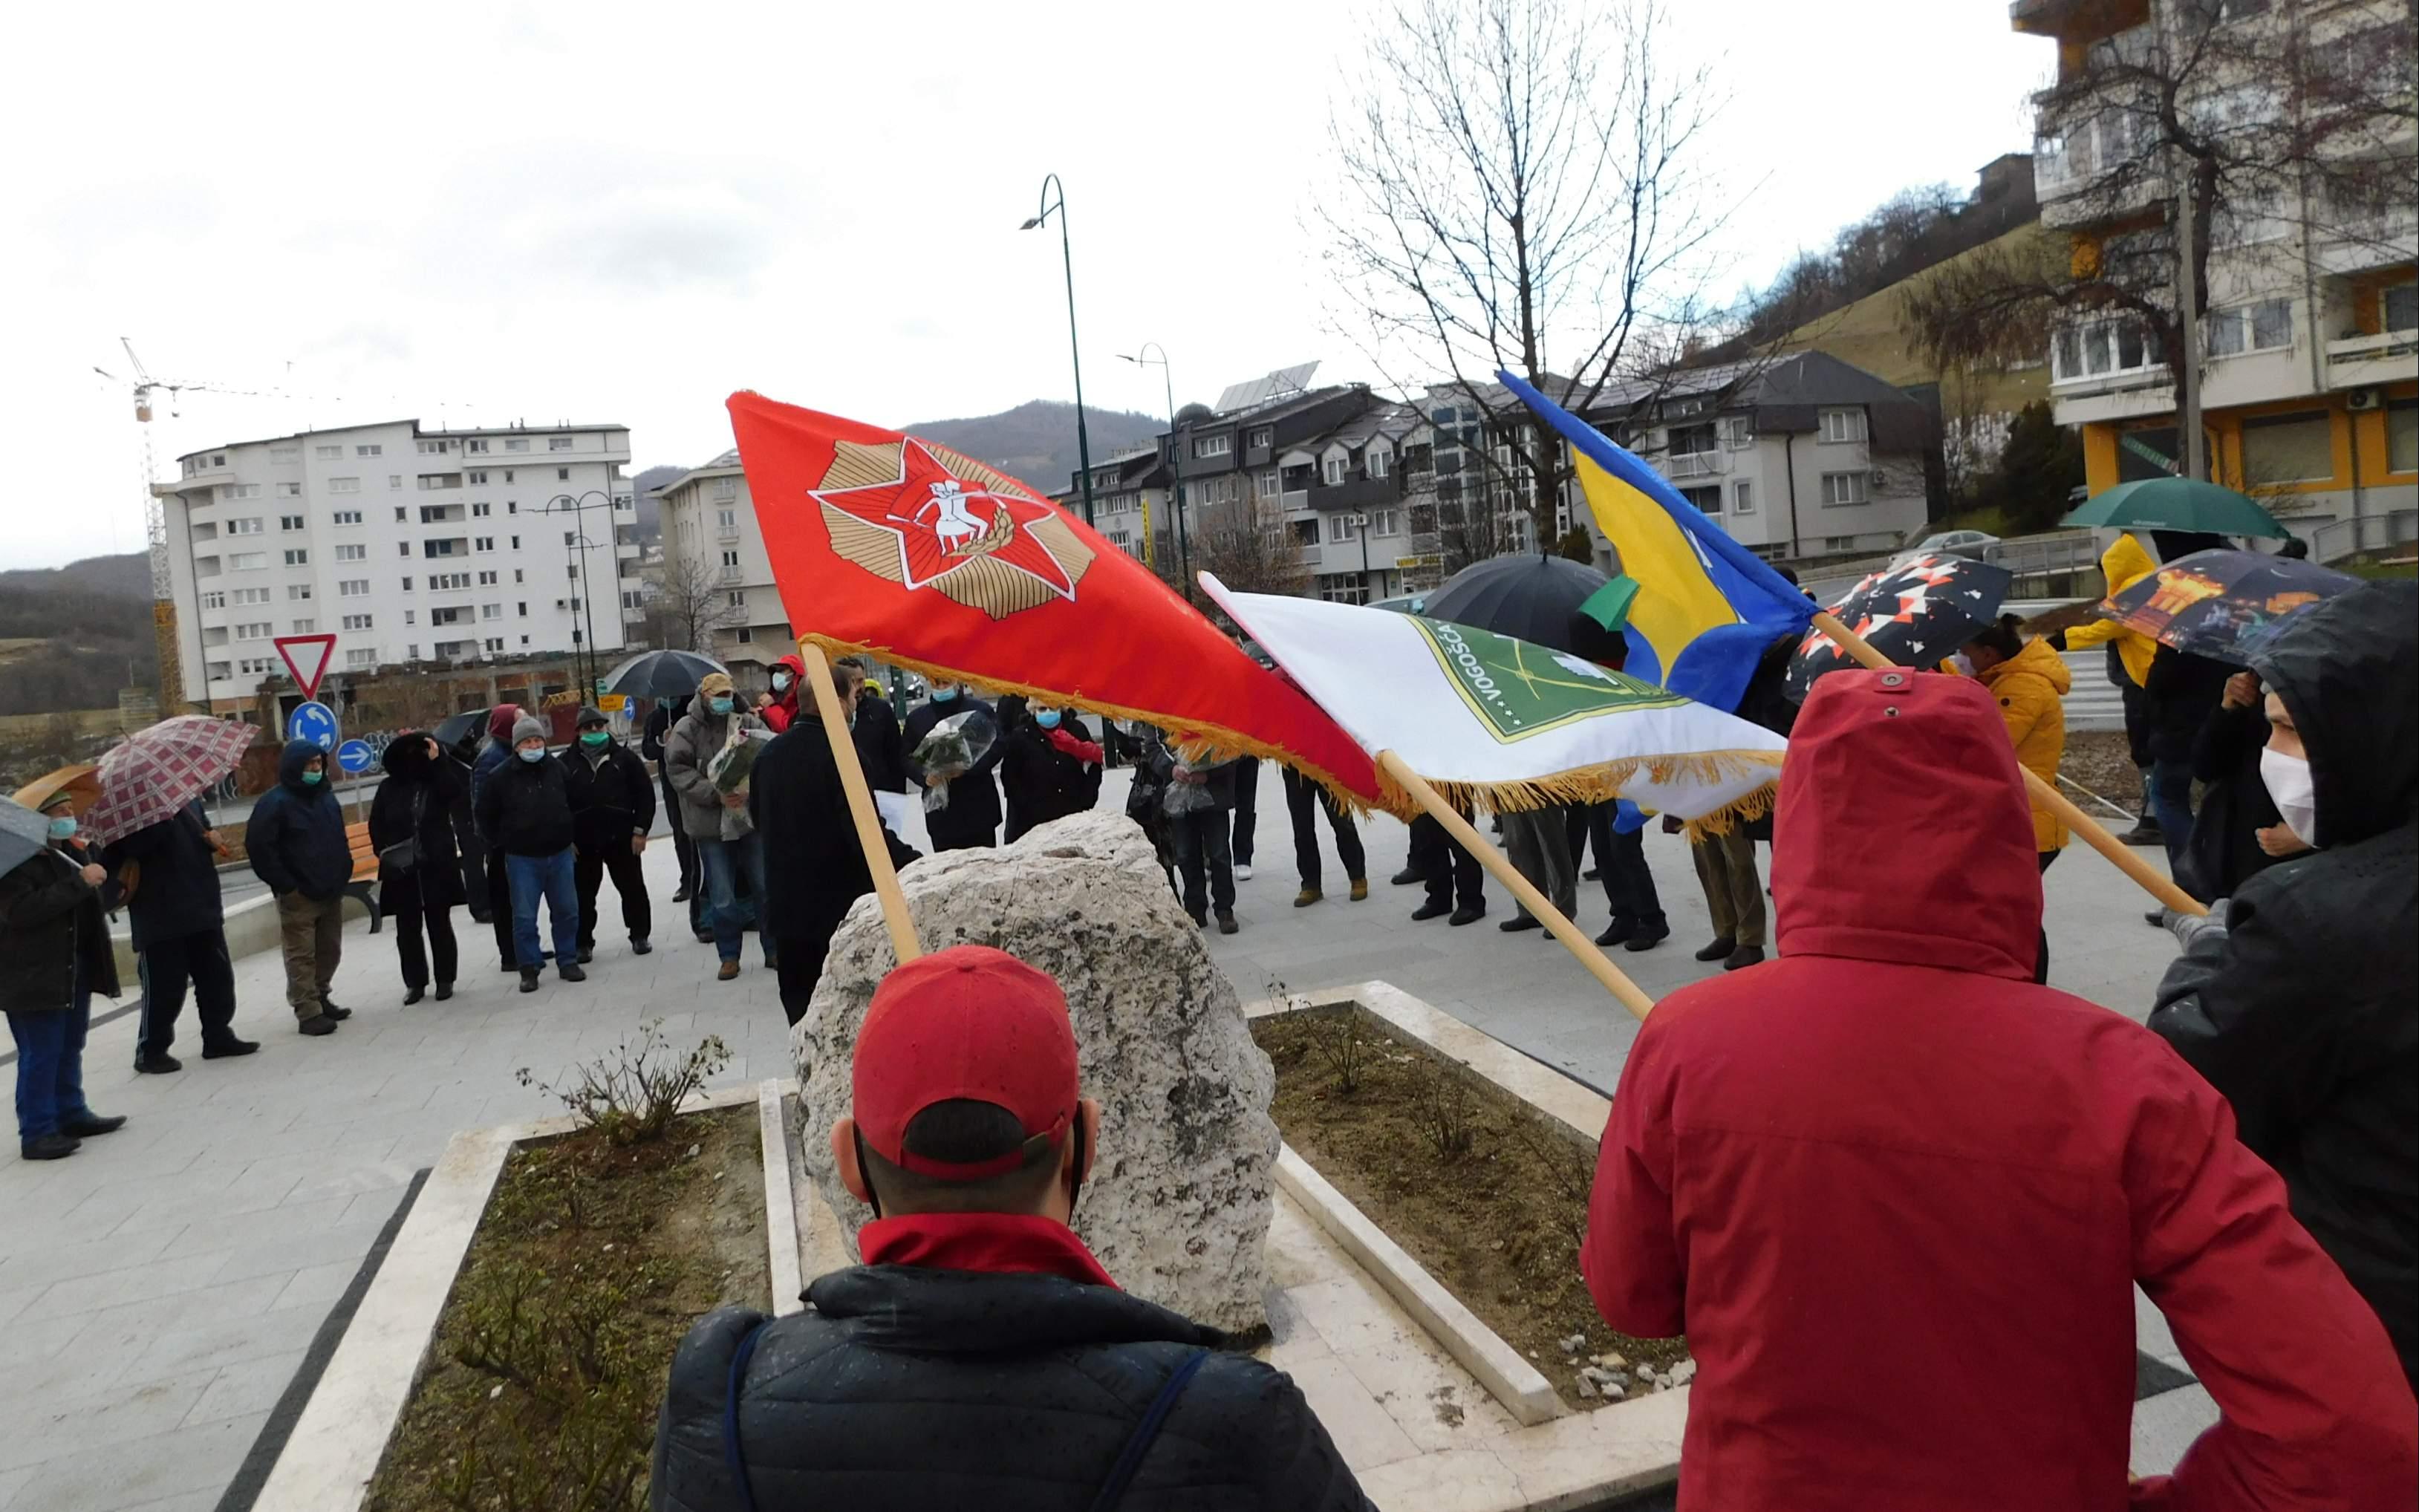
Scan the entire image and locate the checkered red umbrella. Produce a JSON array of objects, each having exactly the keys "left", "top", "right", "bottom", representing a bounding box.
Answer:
[{"left": 84, "top": 715, "right": 260, "bottom": 846}]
